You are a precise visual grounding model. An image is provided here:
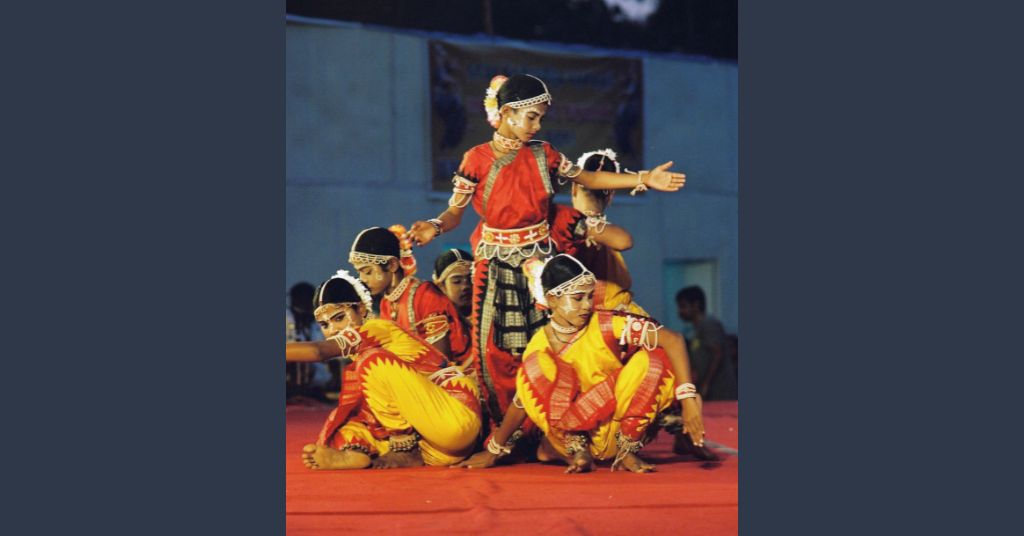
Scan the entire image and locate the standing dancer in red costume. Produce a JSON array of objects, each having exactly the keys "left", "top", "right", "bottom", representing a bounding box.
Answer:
[{"left": 407, "top": 74, "right": 686, "bottom": 435}]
